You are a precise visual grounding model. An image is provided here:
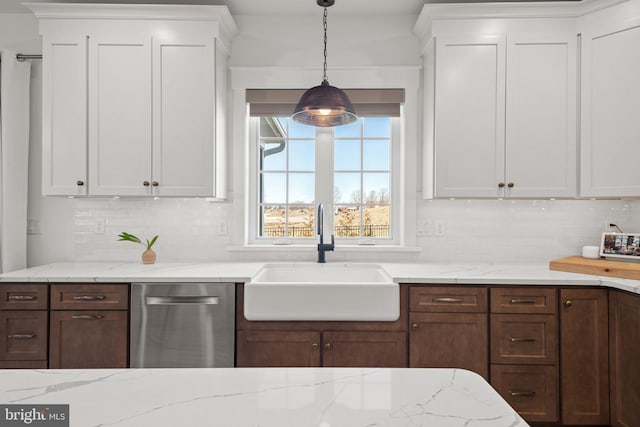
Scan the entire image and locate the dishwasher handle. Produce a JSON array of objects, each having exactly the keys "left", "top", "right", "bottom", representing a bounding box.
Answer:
[{"left": 145, "top": 296, "right": 220, "bottom": 305}]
